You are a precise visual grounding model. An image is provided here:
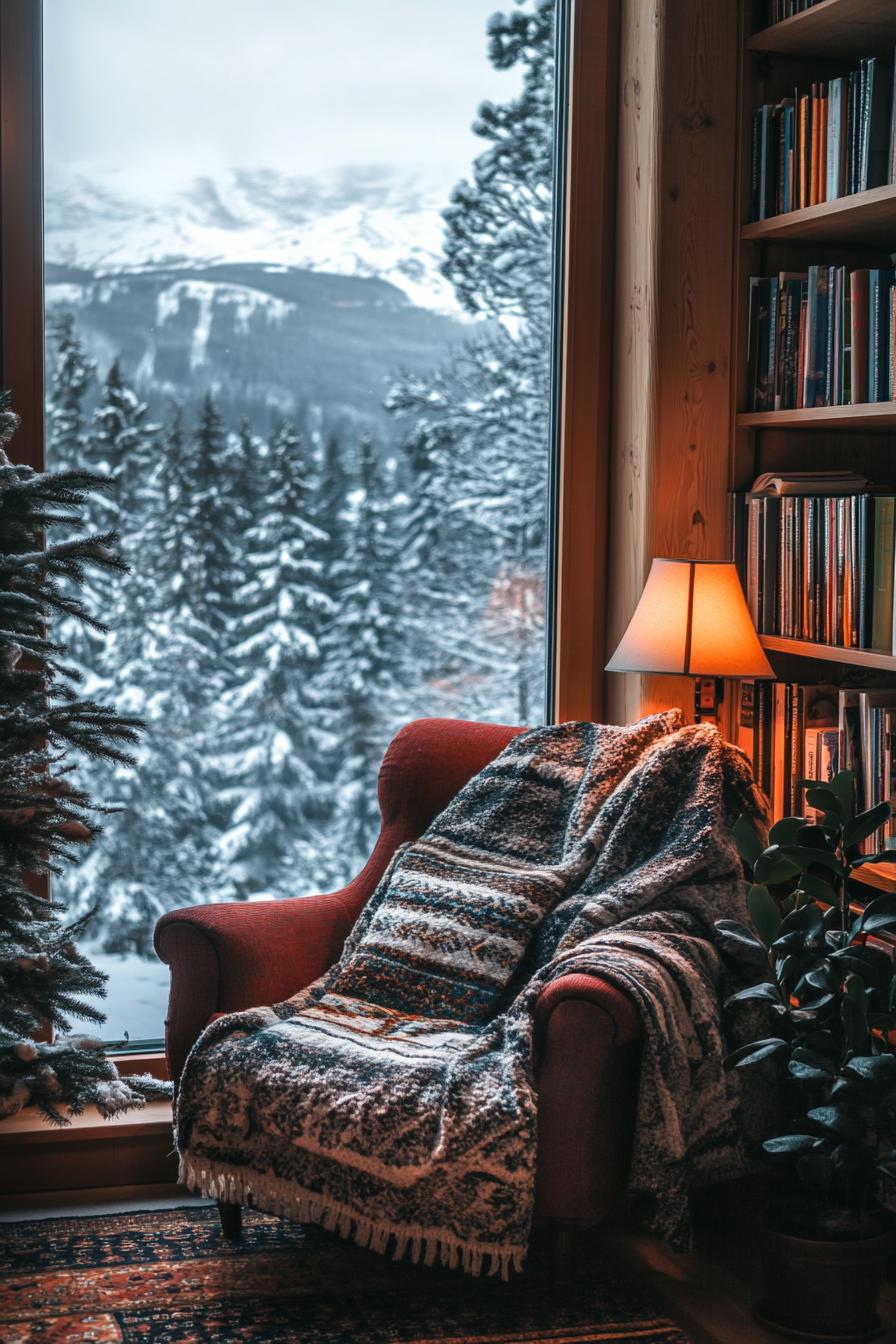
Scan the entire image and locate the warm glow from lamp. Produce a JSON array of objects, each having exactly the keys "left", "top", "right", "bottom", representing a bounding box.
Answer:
[{"left": 606, "top": 558, "right": 774, "bottom": 679}]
